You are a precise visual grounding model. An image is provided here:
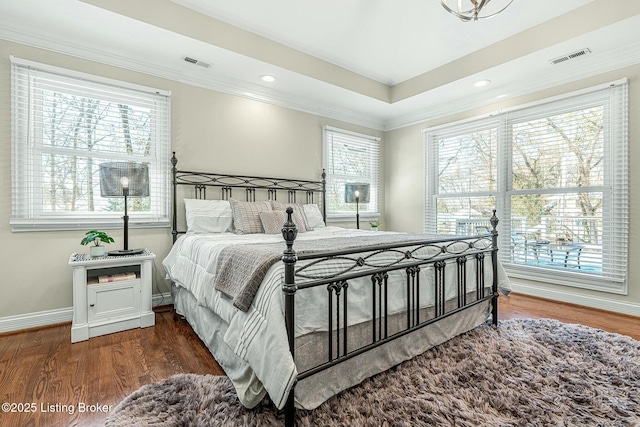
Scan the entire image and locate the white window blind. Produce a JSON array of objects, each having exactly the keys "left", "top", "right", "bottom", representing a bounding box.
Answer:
[
  {"left": 425, "top": 80, "right": 628, "bottom": 293},
  {"left": 10, "top": 57, "right": 172, "bottom": 231},
  {"left": 323, "top": 126, "right": 380, "bottom": 219},
  {"left": 425, "top": 119, "right": 500, "bottom": 235}
]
